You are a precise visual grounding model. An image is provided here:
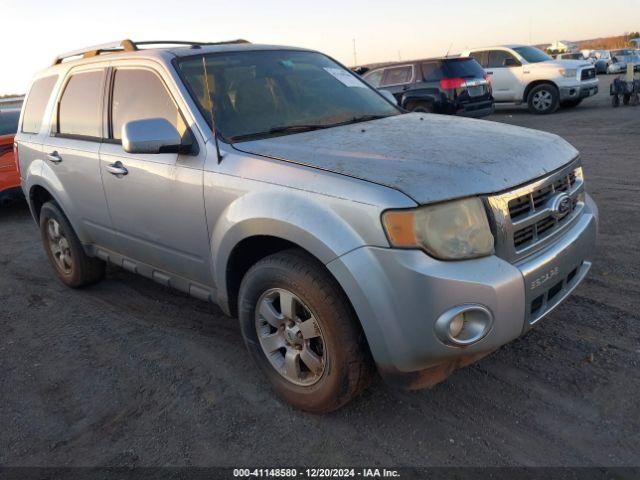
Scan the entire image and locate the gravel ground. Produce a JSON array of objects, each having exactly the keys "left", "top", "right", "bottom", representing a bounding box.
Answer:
[{"left": 0, "top": 75, "right": 638, "bottom": 468}]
